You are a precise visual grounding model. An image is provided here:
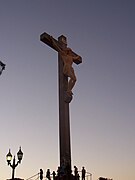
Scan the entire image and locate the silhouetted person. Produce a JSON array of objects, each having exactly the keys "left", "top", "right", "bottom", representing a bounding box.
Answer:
[
  {"left": 57, "top": 166, "right": 61, "bottom": 177},
  {"left": 46, "top": 169, "right": 51, "bottom": 180},
  {"left": 0, "top": 61, "right": 5, "bottom": 75},
  {"left": 52, "top": 171, "right": 56, "bottom": 180},
  {"left": 81, "top": 167, "right": 86, "bottom": 180},
  {"left": 74, "top": 166, "right": 78, "bottom": 179},
  {"left": 40, "top": 169, "right": 43, "bottom": 180},
  {"left": 77, "top": 173, "right": 80, "bottom": 180}
]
